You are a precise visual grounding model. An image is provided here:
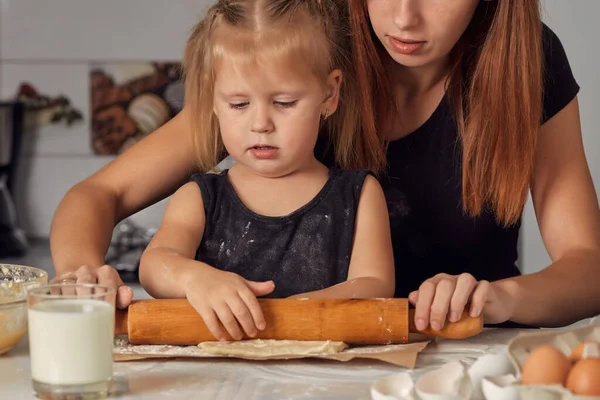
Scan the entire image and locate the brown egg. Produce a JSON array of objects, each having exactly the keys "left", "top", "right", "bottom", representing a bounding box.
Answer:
[
  {"left": 521, "top": 345, "right": 571, "bottom": 385},
  {"left": 569, "top": 341, "right": 600, "bottom": 362},
  {"left": 565, "top": 358, "right": 600, "bottom": 396}
]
